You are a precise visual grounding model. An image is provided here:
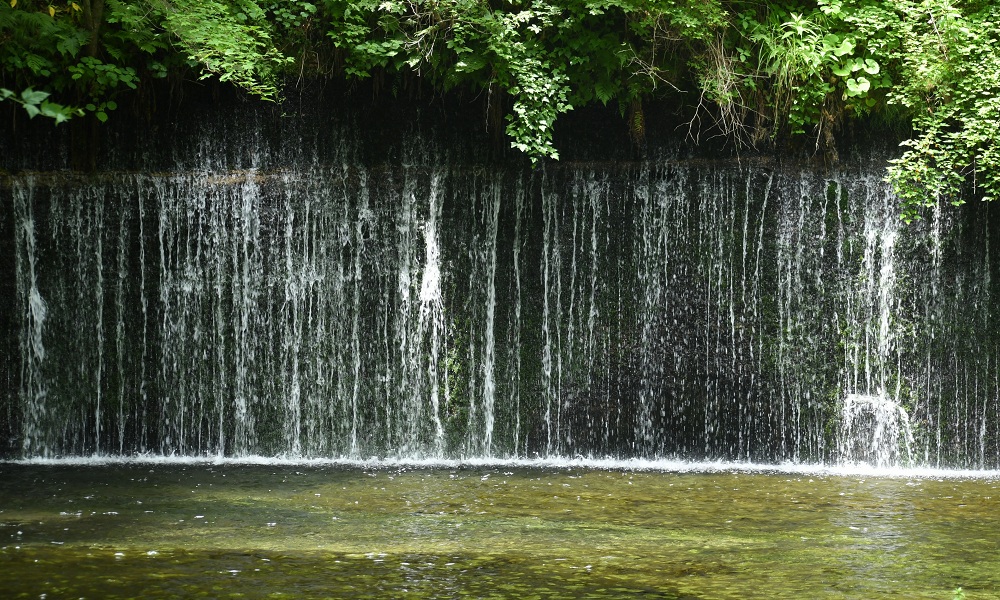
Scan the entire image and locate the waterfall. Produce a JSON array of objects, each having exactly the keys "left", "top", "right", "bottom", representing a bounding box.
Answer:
[
  {"left": 416, "top": 179, "right": 446, "bottom": 455},
  {"left": 13, "top": 181, "right": 48, "bottom": 456},
  {"left": 4, "top": 157, "right": 999, "bottom": 467}
]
